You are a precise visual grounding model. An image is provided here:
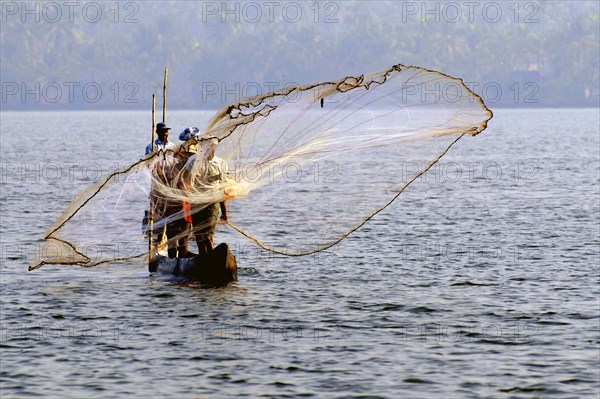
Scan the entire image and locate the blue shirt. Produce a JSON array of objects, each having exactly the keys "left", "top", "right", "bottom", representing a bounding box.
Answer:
[{"left": 145, "top": 138, "right": 176, "bottom": 155}]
